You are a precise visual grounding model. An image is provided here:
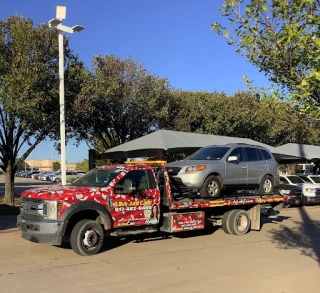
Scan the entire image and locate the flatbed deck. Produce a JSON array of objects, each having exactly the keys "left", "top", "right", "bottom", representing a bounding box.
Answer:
[{"left": 165, "top": 194, "right": 292, "bottom": 210}]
